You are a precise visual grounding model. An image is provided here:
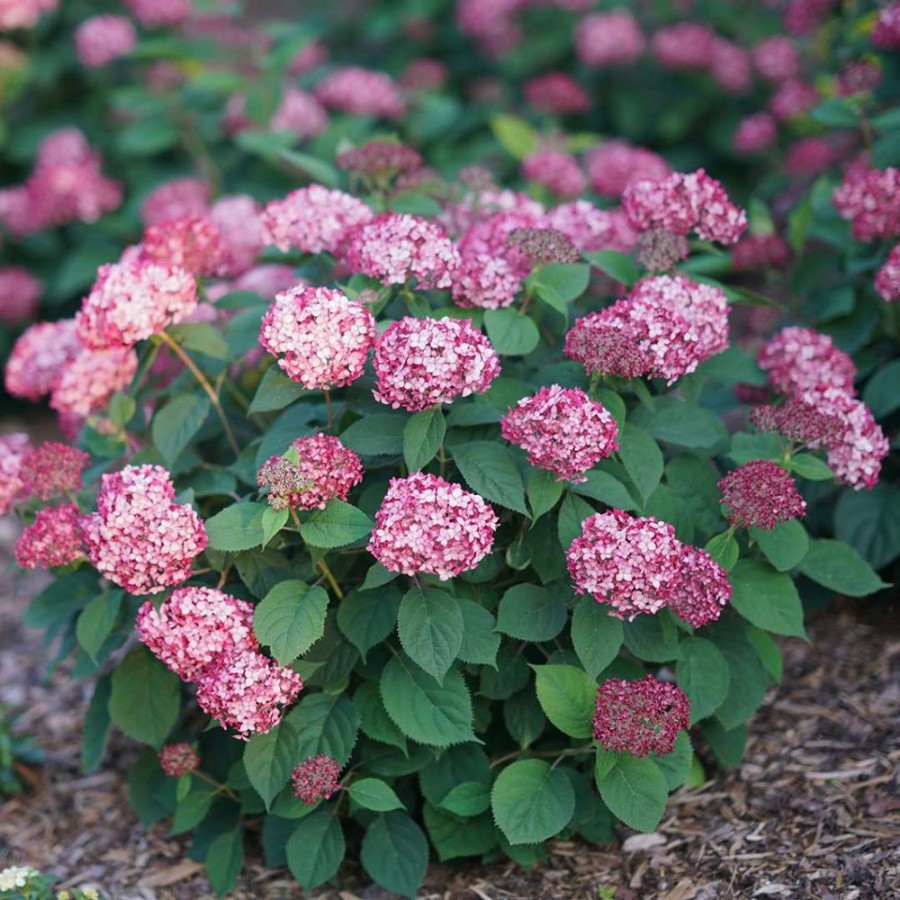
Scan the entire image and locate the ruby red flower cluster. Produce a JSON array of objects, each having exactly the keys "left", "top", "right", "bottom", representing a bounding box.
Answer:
[
  {"left": 292, "top": 755, "right": 342, "bottom": 805},
  {"left": 158, "top": 742, "right": 201, "bottom": 777},
  {"left": 718, "top": 460, "right": 807, "bottom": 531}
]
